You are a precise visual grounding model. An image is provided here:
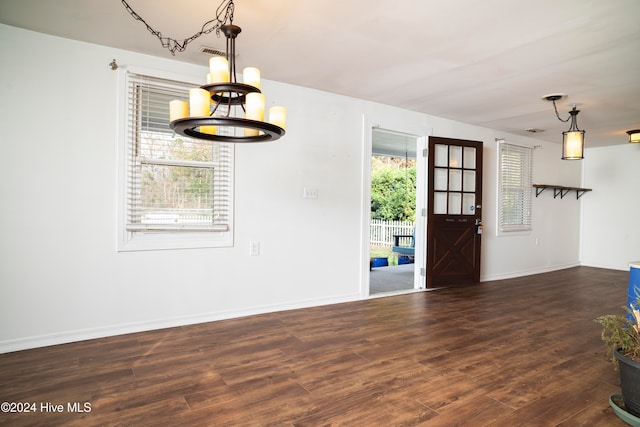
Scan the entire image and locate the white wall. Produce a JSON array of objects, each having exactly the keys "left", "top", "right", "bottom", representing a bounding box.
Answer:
[
  {"left": 480, "top": 141, "right": 585, "bottom": 280},
  {"left": 582, "top": 143, "right": 640, "bottom": 270},
  {"left": 0, "top": 24, "right": 587, "bottom": 352}
]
